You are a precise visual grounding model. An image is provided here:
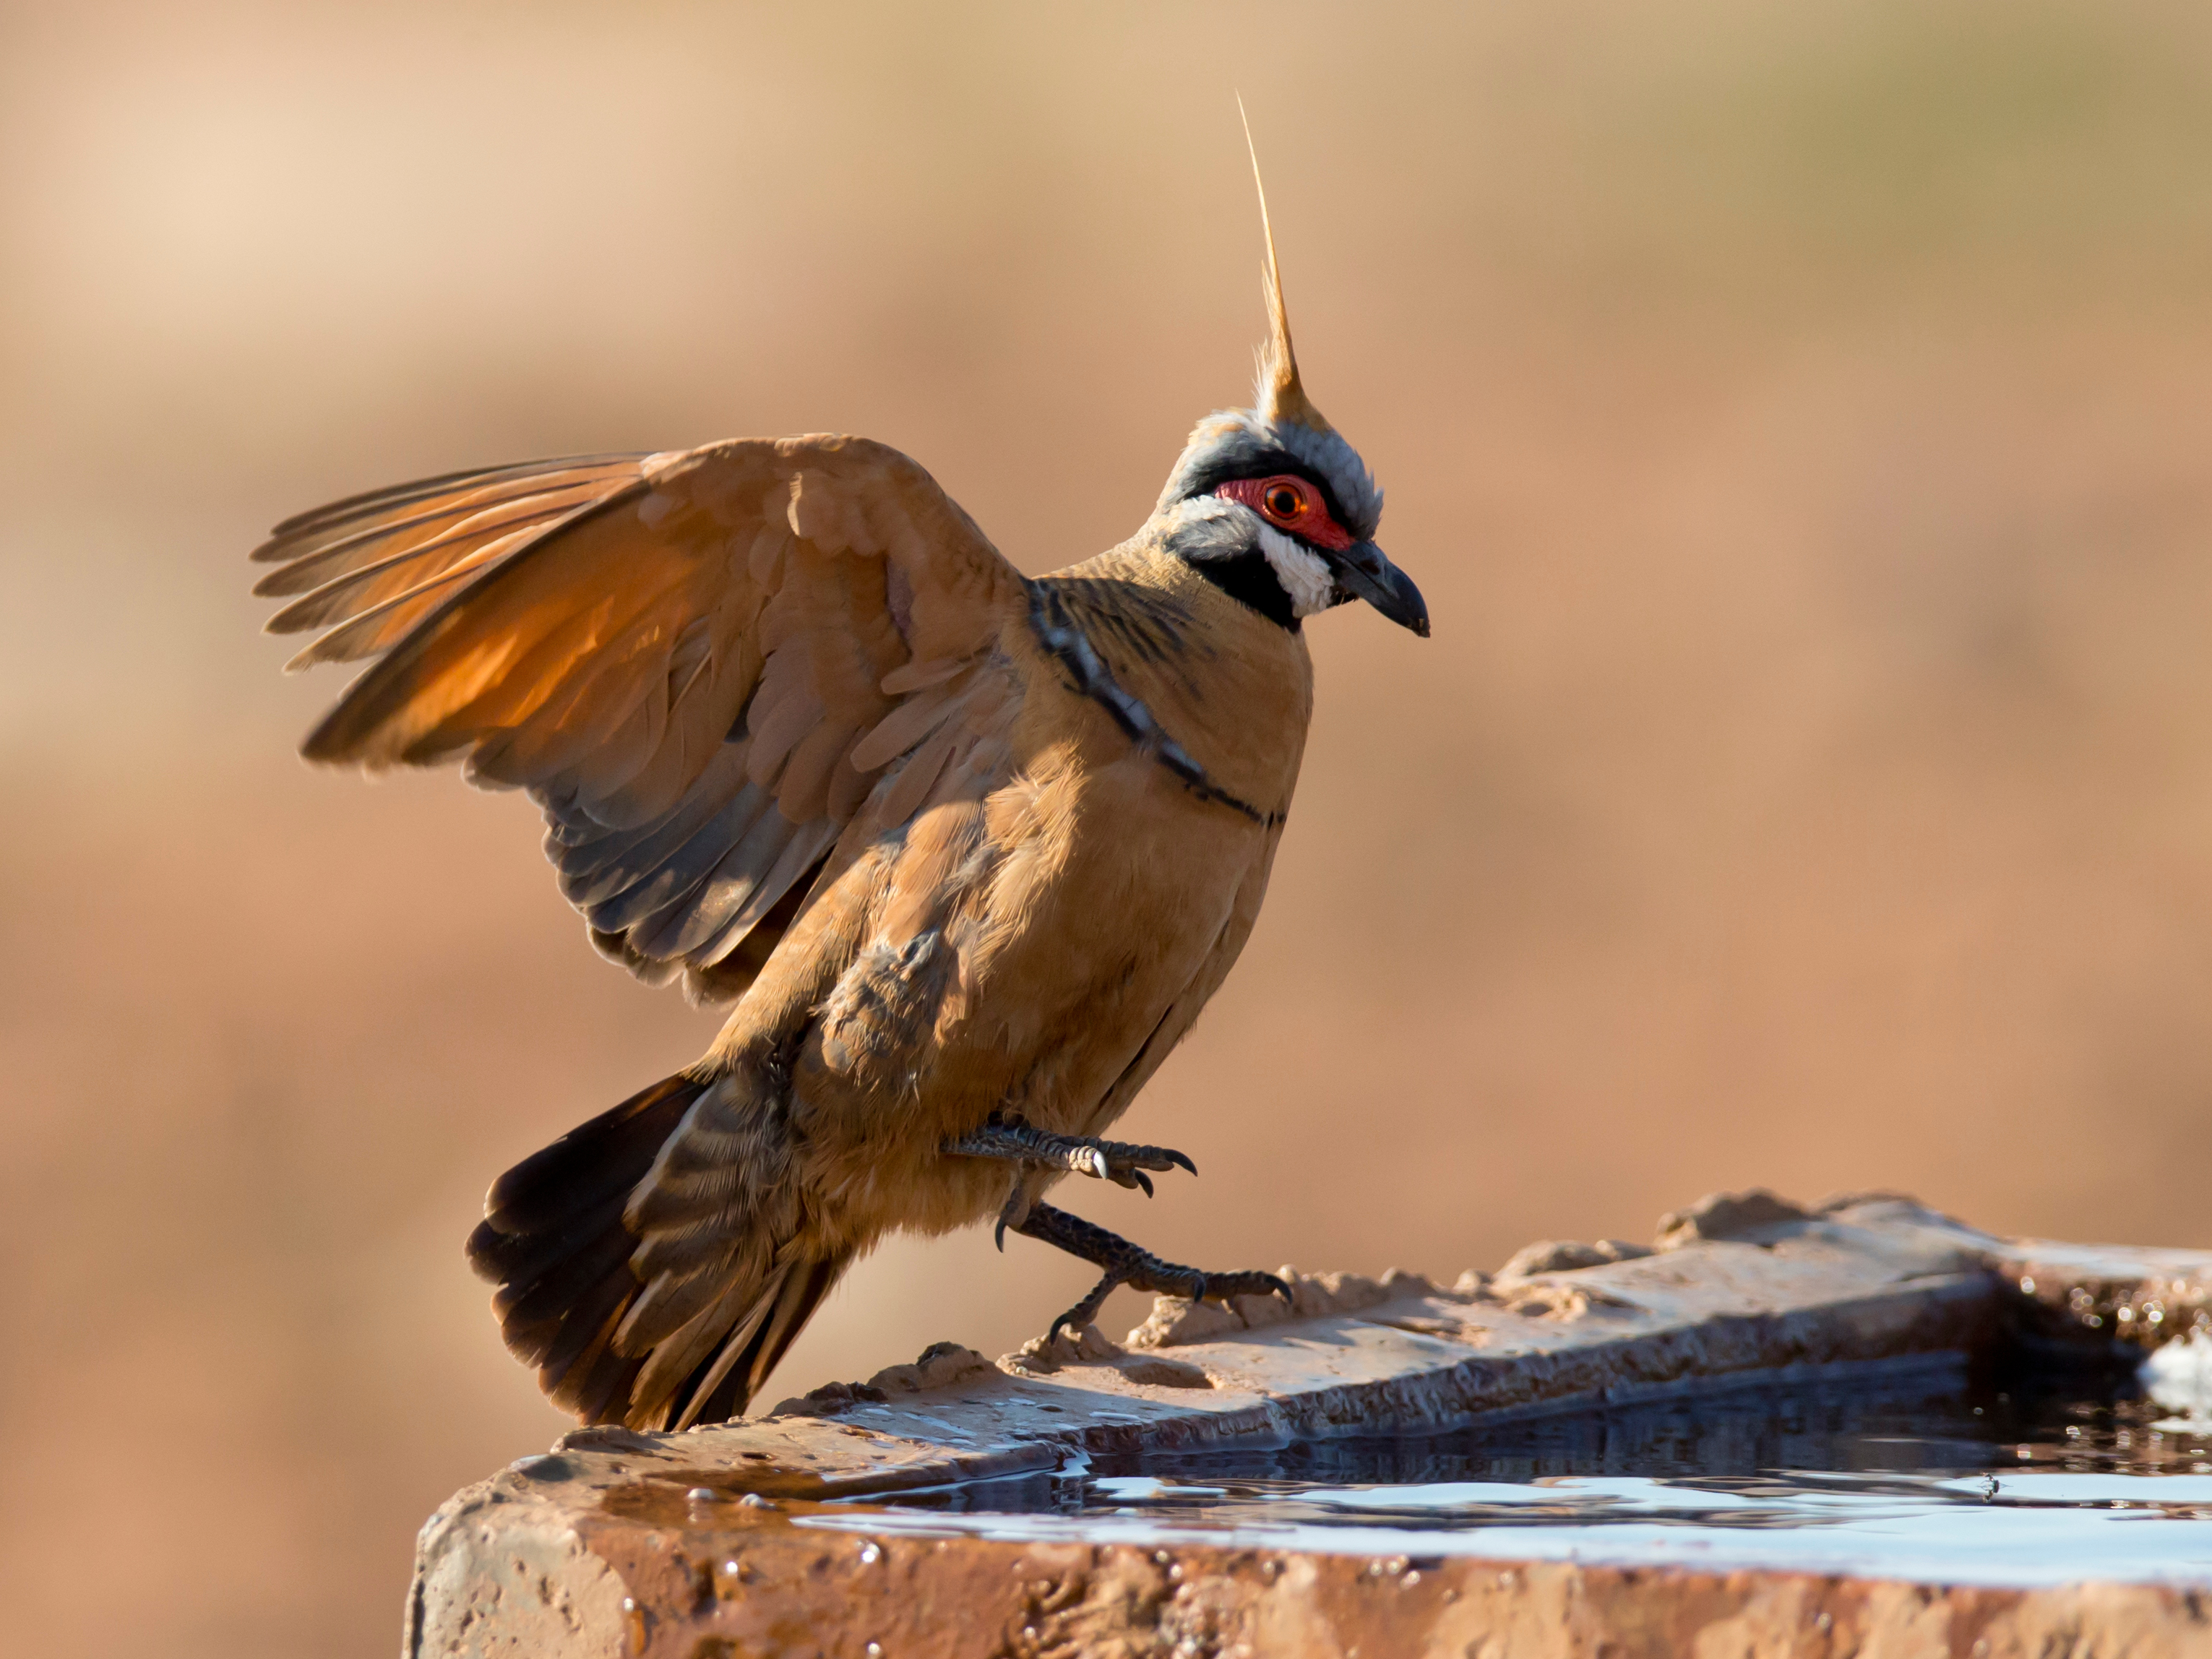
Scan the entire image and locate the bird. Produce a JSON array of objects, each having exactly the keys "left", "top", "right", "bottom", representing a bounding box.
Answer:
[{"left": 246, "top": 139, "right": 1426, "bottom": 1432}]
